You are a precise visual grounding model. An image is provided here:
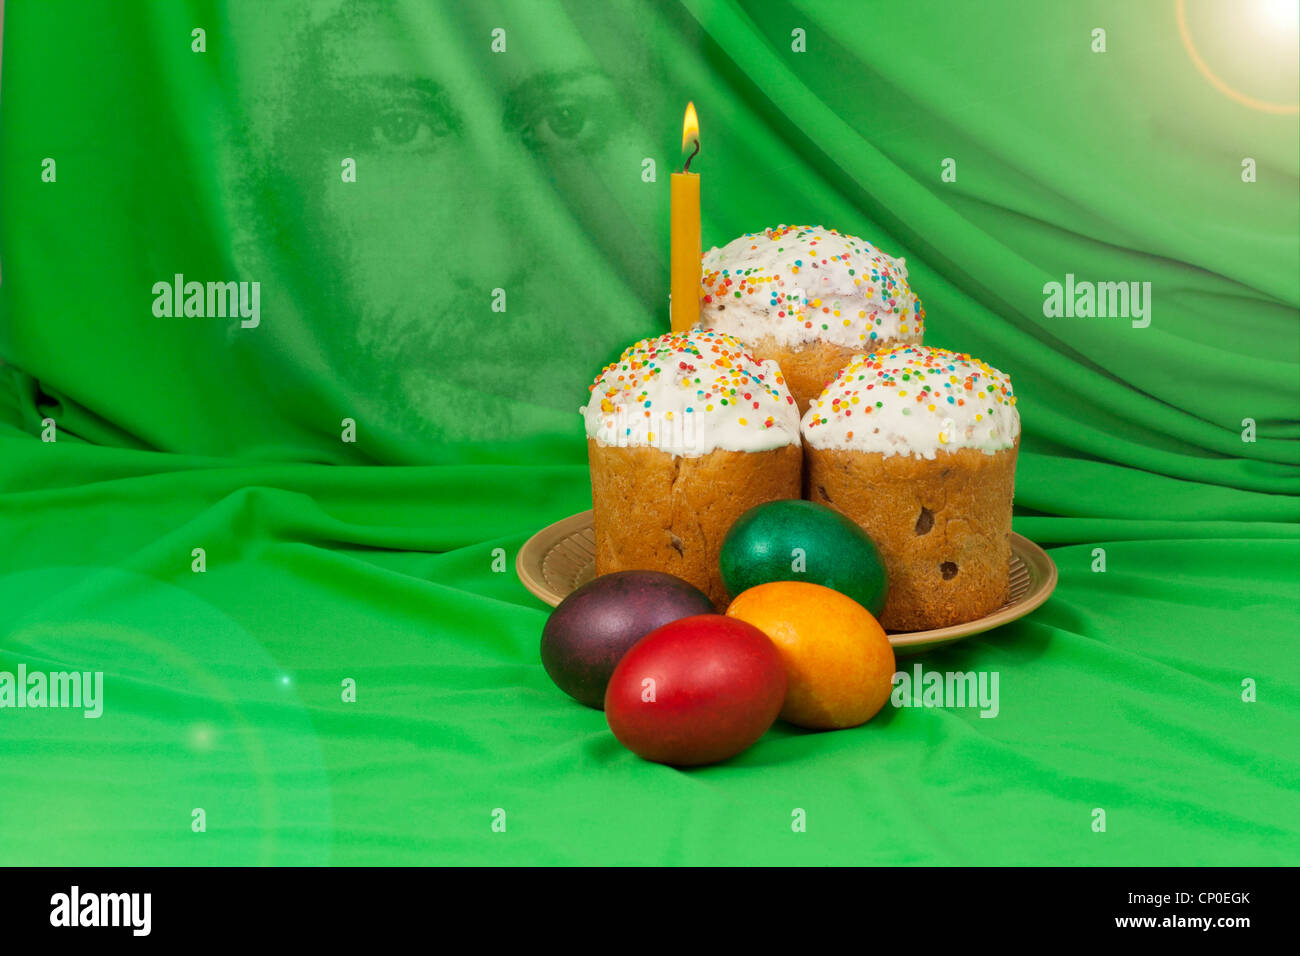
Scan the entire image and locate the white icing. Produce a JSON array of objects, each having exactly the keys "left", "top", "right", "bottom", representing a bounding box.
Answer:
[
  {"left": 582, "top": 329, "right": 801, "bottom": 457},
  {"left": 801, "top": 346, "right": 1019, "bottom": 460},
  {"left": 699, "top": 225, "right": 924, "bottom": 350}
]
